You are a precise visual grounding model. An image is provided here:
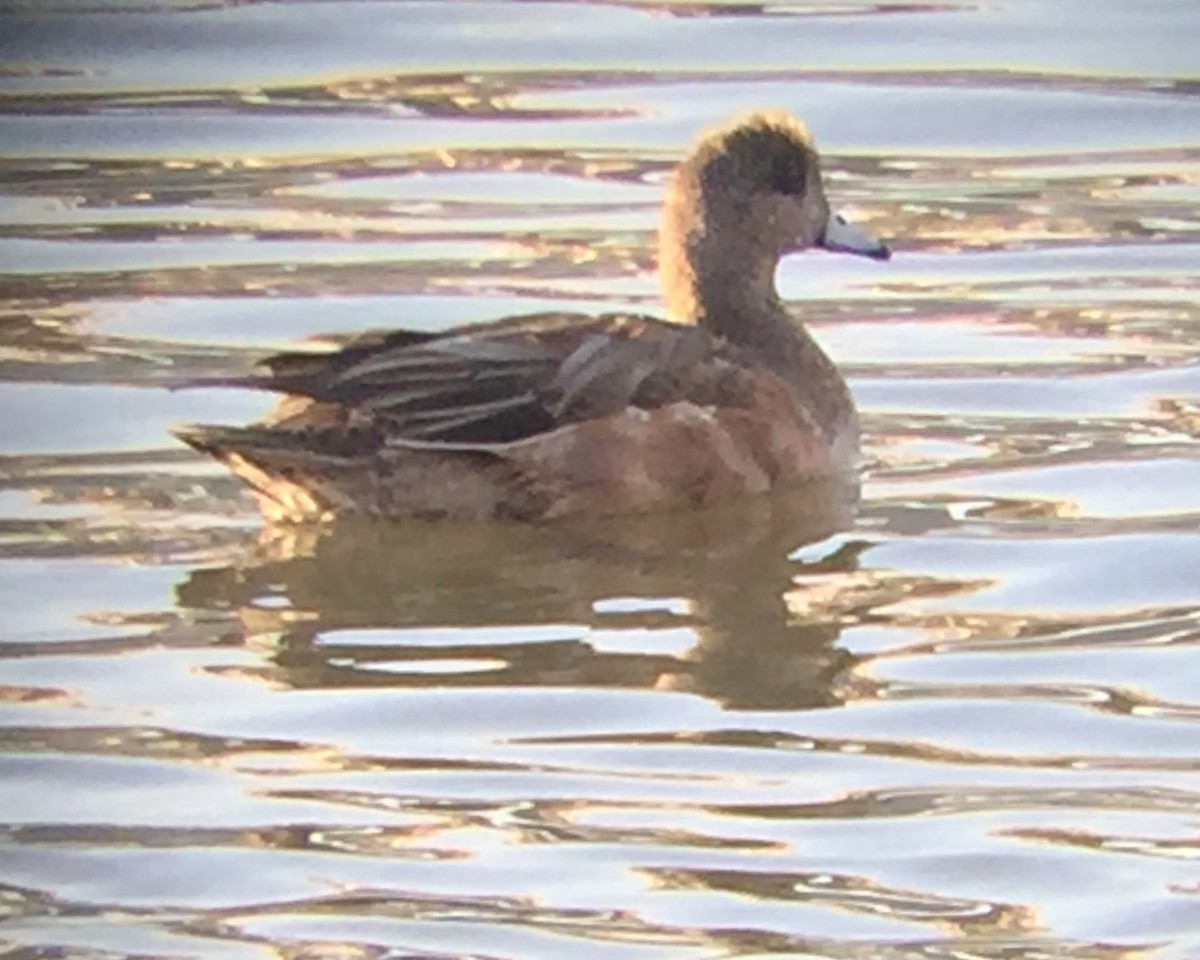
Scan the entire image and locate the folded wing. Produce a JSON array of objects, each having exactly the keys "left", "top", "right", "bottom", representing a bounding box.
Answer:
[{"left": 259, "top": 312, "right": 756, "bottom": 446}]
